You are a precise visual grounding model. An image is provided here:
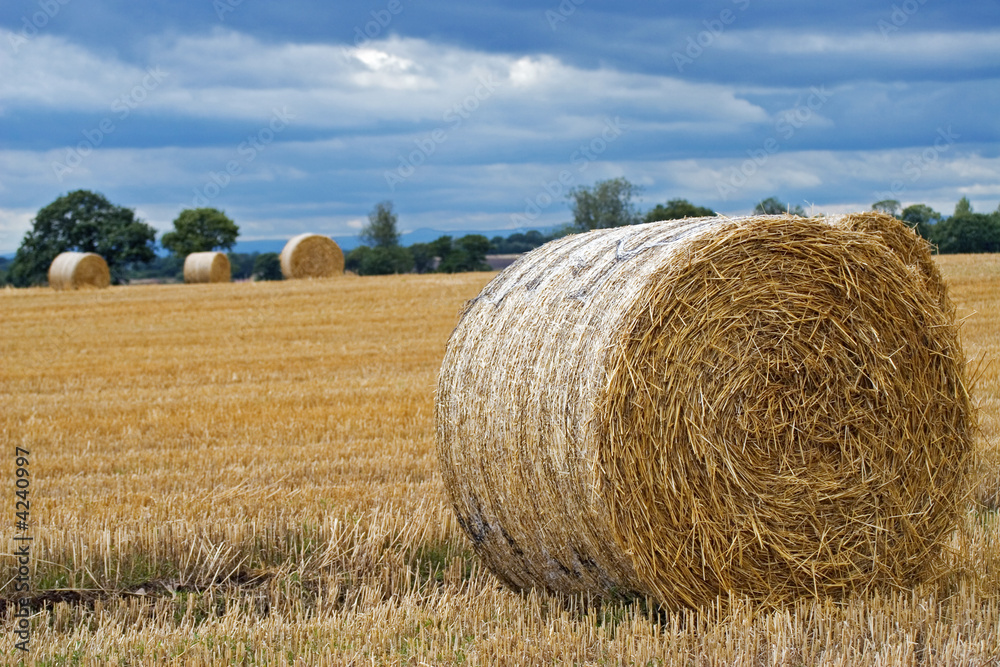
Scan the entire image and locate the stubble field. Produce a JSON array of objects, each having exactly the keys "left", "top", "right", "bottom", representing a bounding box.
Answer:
[{"left": 2, "top": 254, "right": 999, "bottom": 665}]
